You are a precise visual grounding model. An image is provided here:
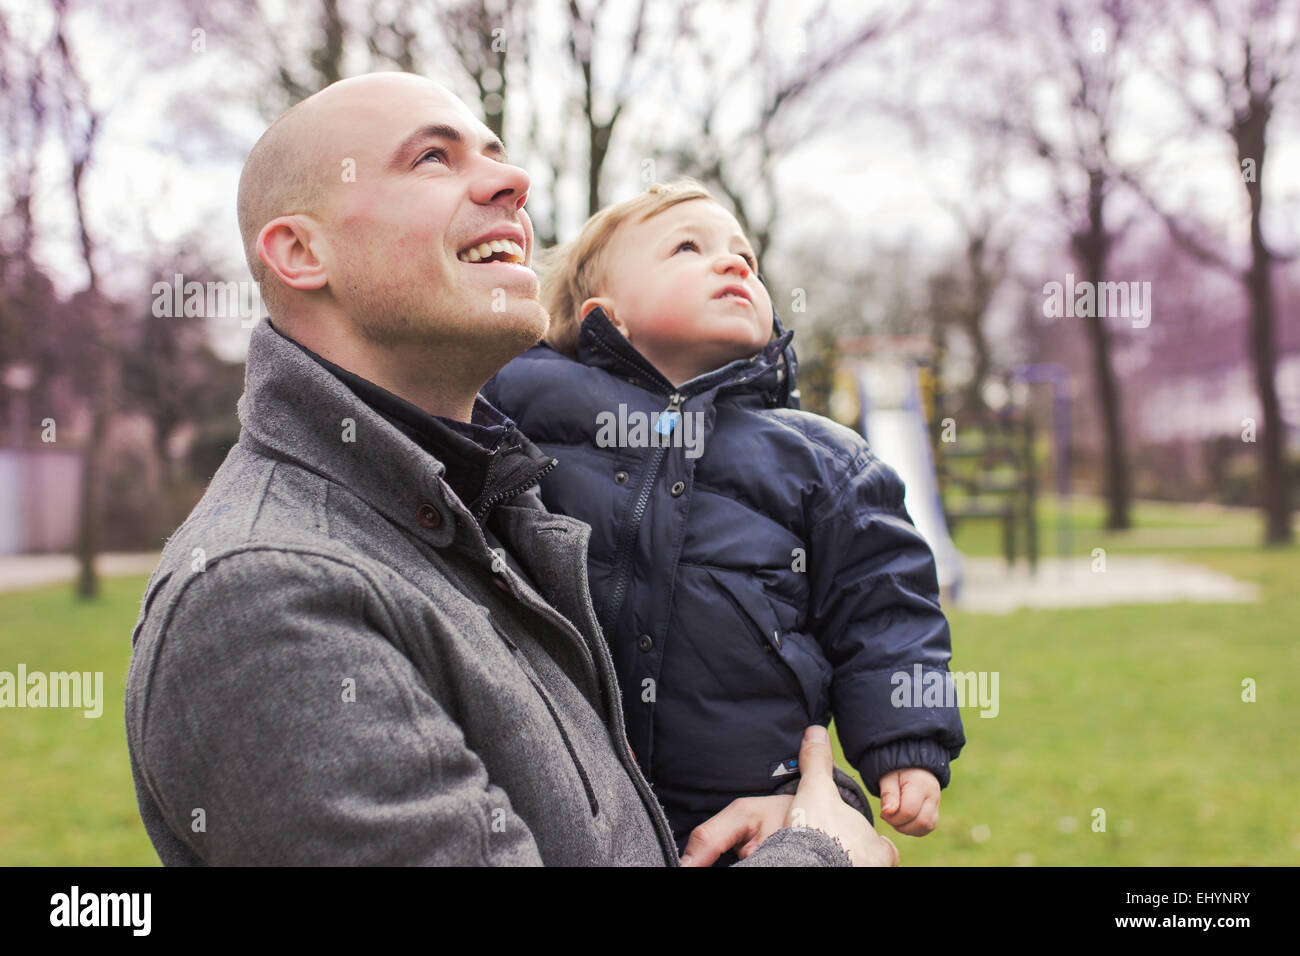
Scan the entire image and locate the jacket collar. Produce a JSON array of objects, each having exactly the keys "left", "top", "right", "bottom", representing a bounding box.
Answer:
[
  {"left": 236, "top": 317, "right": 554, "bottom": 542},
  {"left": 573, "top": 303, "right": 800, "bottom": 408},
  {"left": 279, "top": 328, "right": 531, "bottom": 521}
]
